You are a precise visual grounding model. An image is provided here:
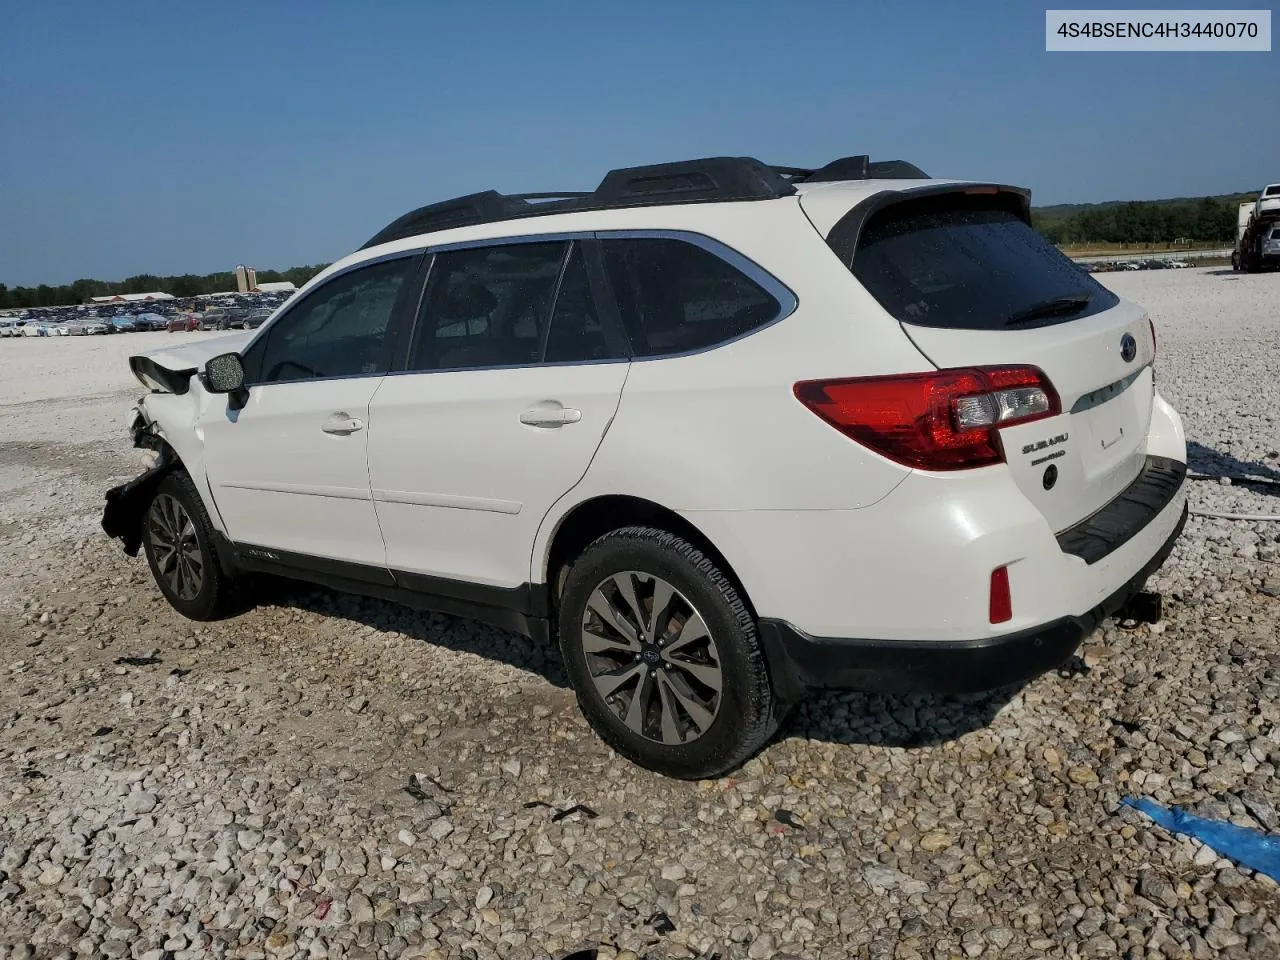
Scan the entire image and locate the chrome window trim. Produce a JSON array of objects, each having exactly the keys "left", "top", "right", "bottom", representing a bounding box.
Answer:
[{"left": 239, "top": 227, "right": 799, "bottom": 386}]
